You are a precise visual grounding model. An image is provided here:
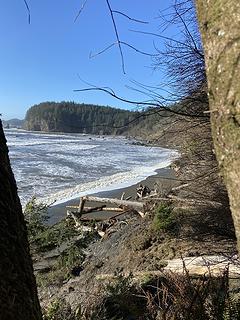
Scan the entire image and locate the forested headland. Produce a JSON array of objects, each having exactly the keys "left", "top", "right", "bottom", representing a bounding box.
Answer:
[{"left": 24, "top": 101, "right": 145, "bottom": 135}]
